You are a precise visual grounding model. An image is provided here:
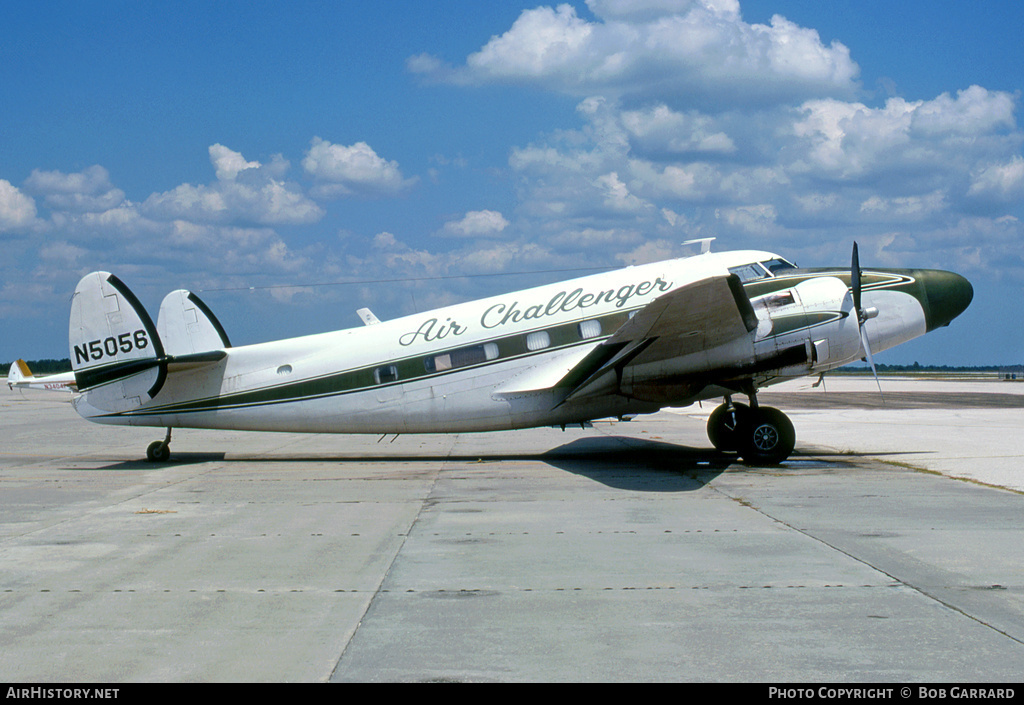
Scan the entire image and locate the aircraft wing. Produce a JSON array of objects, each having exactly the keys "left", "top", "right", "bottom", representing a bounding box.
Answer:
[
  {"left": 492, "top": 274, "right": 759, "bottom": 401},
  {"left": 603, "top": 273, "right": 756, "bottom": 361},
  {"left": 552, "top": 274, "right": 758, "bottom": 403}
]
